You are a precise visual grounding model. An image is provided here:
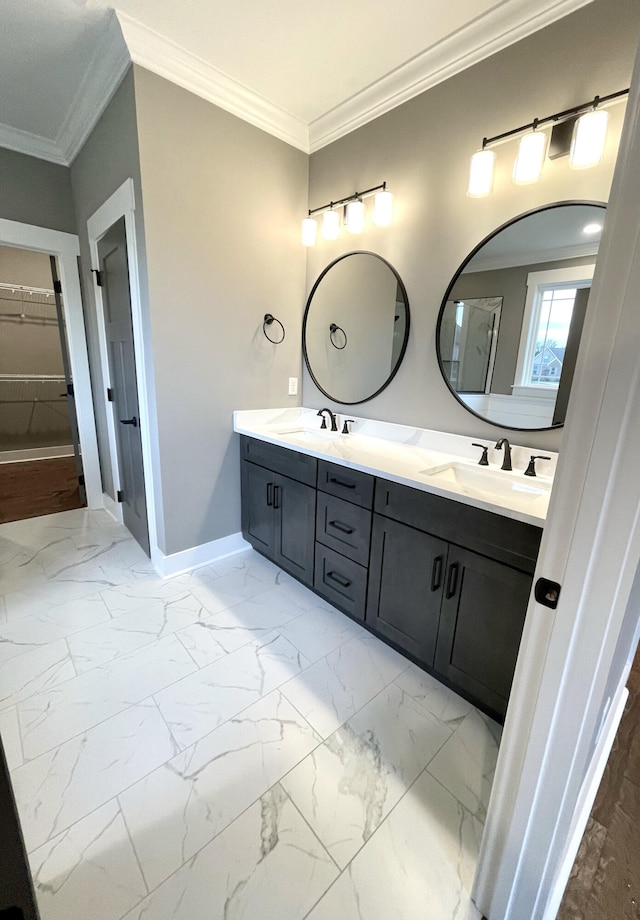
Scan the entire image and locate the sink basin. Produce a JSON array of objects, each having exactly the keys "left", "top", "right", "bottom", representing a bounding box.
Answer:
[{"left": 420, "top": 462, "right": 551, "bottom": 503}]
